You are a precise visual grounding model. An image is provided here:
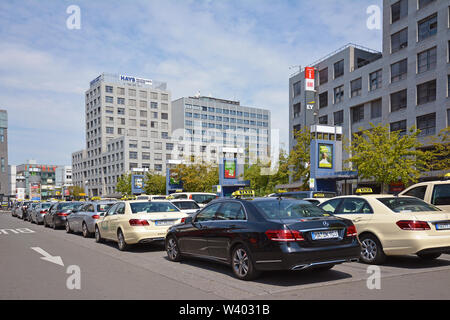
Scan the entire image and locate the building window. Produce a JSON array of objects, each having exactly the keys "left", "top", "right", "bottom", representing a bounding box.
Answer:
[
  {"left": 105, "top": 86, "right": 113, "bottom": 93},
  {"left": 417, "top": 47, "right": 437, "bottom": 74},
  {"left": 318, "top": 115, "right": 328, "bottom": 125},
  {"left": 106, "top": 127, "right": 114, "bottom": 134},
  {"left": 117, "top": 108, "right": 125, "bottom": 115},
  {"left": 334, "top": 85, "right": 344, "bottom": 104},
  {"left": 161, "top": 113, "right": 168, "bottom": 120},
  {"left": 417, "top": 113, "right": 436, "bottom": 136},
  {"left": 417, "top": 79, "right": 436, "bottom": 105},
  {"left": 293, "top": 81, "right": 301, "bottom": 97},
  {"left": 105, "top": 96, "right": 113, "bottom": 103},
  {"left": 369, "top": 69, "right": 382, "bottom": 91},
  {"left": 319, "top": 92, "right": 328, "bottom": 109},
  {"left": 370, "top": 99, "right": 382, "bottom": 119},
  {"left": 129, "top": 151, "right": 138, "bottom": 160},
  {"left": 390, "top": 120, "right": 407, "bottom": 136},
  {"left": 319, "top": 68, "right": 328, "bottom": 85},
  {"left": 350, "top": 78, "right": 362, "bottom": 97},
  {"left": 293, "top": 103, "right": 301, "bottom": 118},
  {"left": 391, "top": 28, "right": 408, "bottom": 53},
  {"left": 418, "top": 0, "right": 436, "bottom": 10},
  {"left": 334, "top": 110, "right": 344, "bottom": 125},
  {"left": 351, "top": 105, "right": 364, "bottom": 124},
  {"left": 117, "top": 97, "right": 125, "bottom": 105},
  {"left": 391, "top": 89, "right": 407, "bottom": 112},
  {"left": 418, "top": 14, "right": 438, "bottom": 41},
  {"left": 391, "top": 0, "right": 408, "bottom": 23},
  {"left": 391, "top": 59, "right": 407, "bottom": 82},
  {"left": 334, "top": 60, "right": 344, "bottom": 79}
]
